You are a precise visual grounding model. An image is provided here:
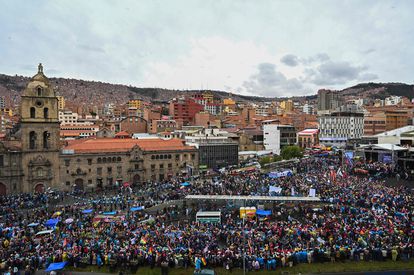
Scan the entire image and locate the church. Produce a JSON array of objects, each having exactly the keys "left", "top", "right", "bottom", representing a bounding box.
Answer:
[{"left": 0, "top": 65, "right": 198, "bottom": 195}]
